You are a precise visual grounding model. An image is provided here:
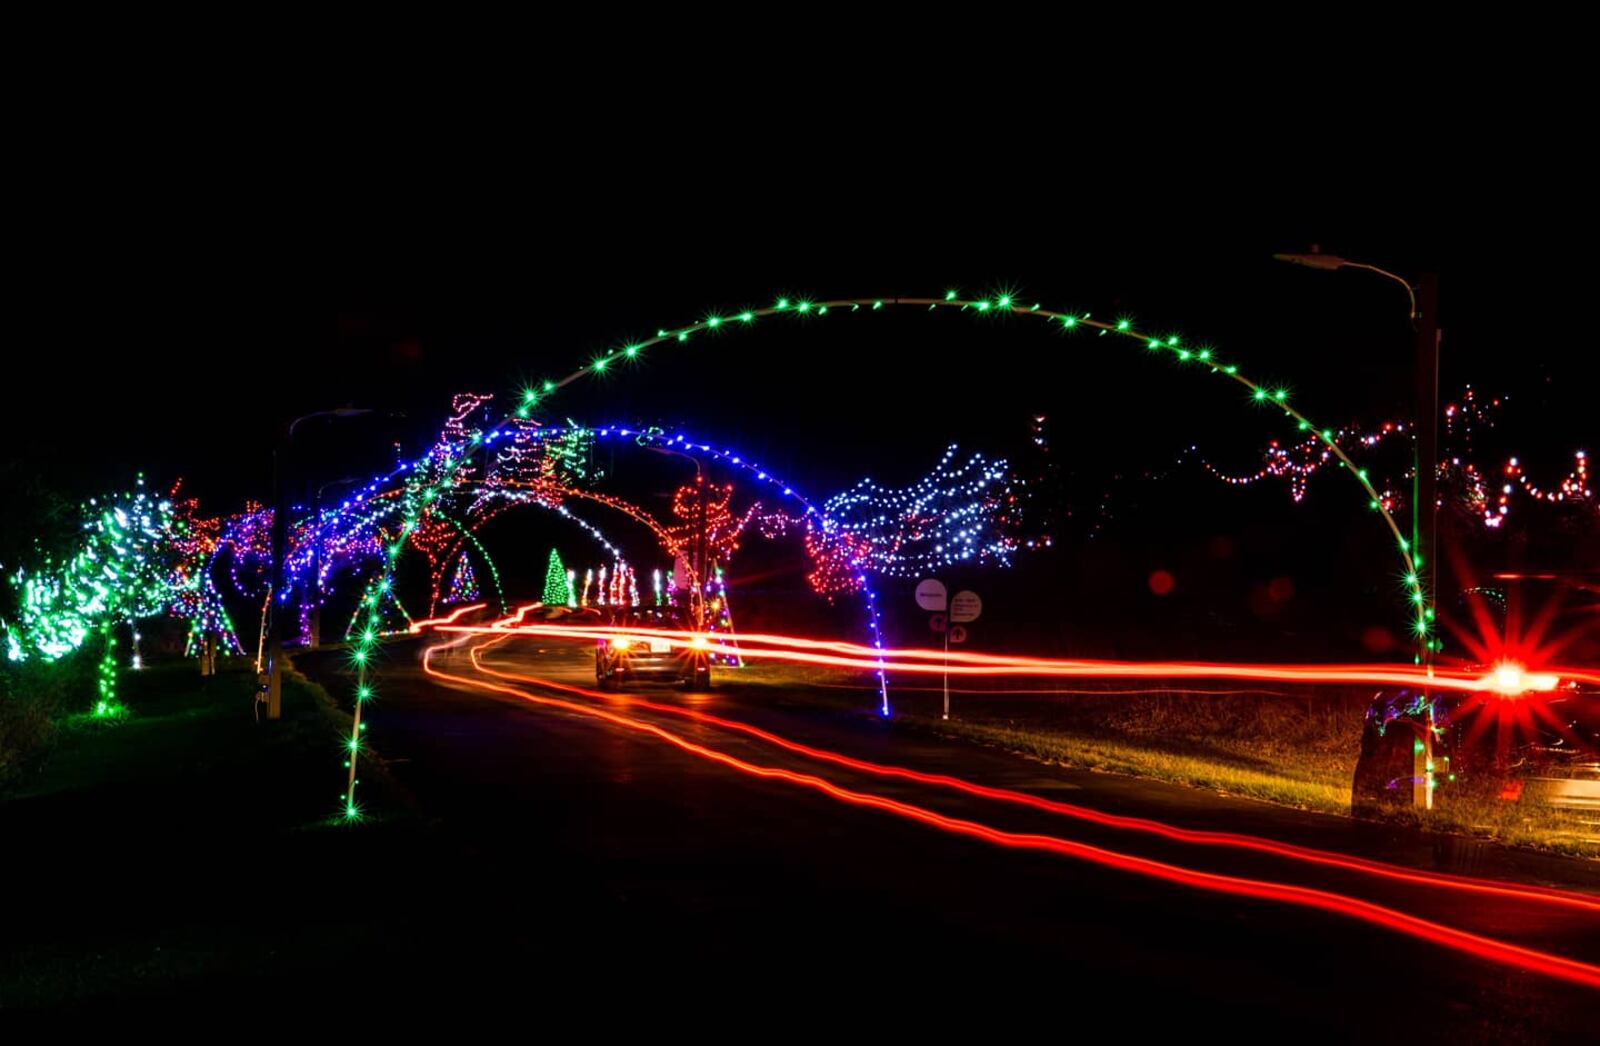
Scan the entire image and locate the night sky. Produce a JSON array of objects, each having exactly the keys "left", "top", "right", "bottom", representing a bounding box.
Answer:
[{"left": 8, "top": 175, "right": 1594, "bottom": 659}]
